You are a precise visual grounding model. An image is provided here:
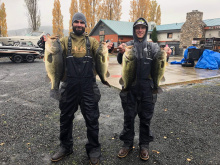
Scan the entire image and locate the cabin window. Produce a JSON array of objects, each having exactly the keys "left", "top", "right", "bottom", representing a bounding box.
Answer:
[
  {"left": 167, "top": 33, "right": 173, "bottom": 38},
  {"left": 99, "top": 30, "right": 105, "bottom": 42},
  {"left": 99, "top": 35, "right": 105, "bottom": 42}
]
